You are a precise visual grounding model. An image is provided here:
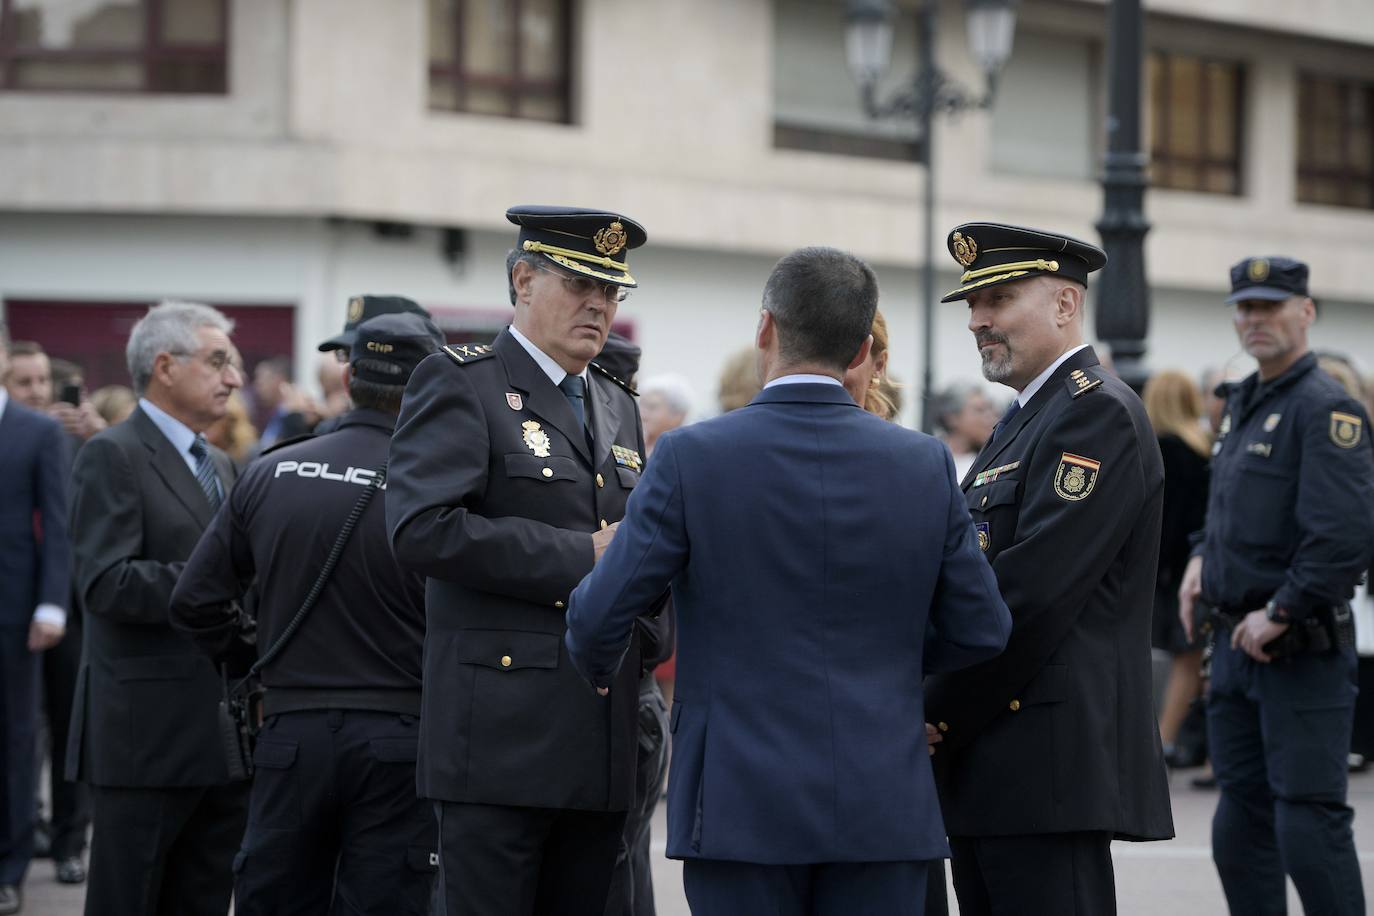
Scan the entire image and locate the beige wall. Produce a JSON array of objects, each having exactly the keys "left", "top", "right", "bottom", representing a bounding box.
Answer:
[{"left": 1, "top": 0, "right": 1372, "bottom": 407}]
